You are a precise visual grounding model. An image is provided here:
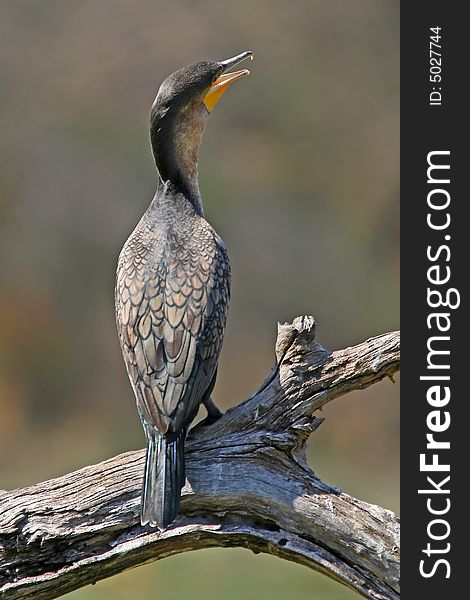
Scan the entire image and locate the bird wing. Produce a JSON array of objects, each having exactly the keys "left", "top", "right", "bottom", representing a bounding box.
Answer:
[{"left": 116, "top": 227, "right": 230, "bottom": 435}]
